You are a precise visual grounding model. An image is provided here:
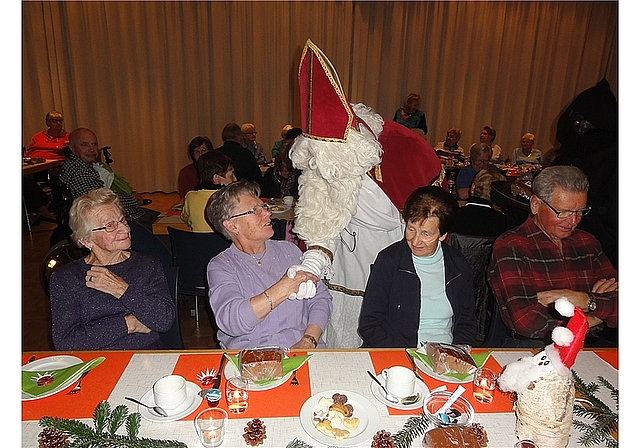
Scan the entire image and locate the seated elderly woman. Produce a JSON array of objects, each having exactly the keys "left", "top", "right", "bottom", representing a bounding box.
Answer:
[
  {"left": 358, "top": 186, "right": 477, "bottom": 347},
  {"left": 178, "top": 136, "right": 214, "bottom": 198},
  {"left": 49, "top": 188, "right": 175, "bottom": 350},
  {"left": 512, "top": 132, "right": 542, "bottom": 166},
  {"left": 205, "top": 180, "right": 333, "bottom": 349}
]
